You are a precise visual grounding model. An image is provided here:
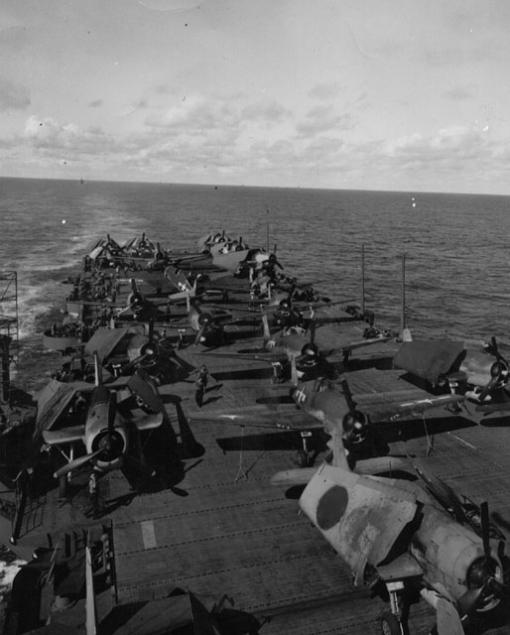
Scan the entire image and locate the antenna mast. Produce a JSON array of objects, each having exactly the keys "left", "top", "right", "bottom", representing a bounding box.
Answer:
[
  {"left": 401, "top": 252, "right": 407, "bottom": 332},
  {"left": 361, "top": 244, "right": 366, "bottom": 314},
  {"left": 266, "top": 208, "right": 270, "bottom": 253}
]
